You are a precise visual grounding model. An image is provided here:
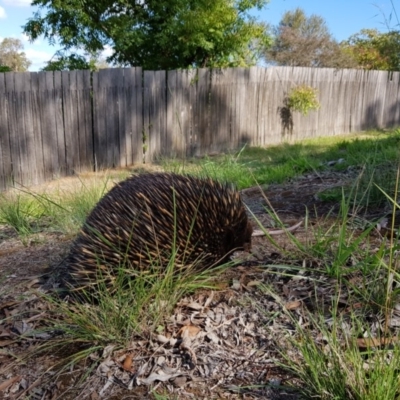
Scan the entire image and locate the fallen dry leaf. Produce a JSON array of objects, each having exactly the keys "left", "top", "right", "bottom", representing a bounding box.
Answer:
[
  {"left": 356, "top": 336, "right": 400, "bottom": 349},
  {"left": 178, "top": 325, "right": 201, "bottom": 339},
  {"left": 0, "top": 301, "right": 20, "bottom": 310},
  {"left": 0, "top": 340, "right": 17, "bottom": 347},
  {"left": 246, "top": 280, "right": 262, "bottom": 288},
  {"left": 285, "top": 301, "right": 302, "bottom": 310},
  {"left": 122, "top": 353, "right": 134, "bottom": 372},
  {"left": 0, "top": 375, "right": 21, "bottom": 392}
]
